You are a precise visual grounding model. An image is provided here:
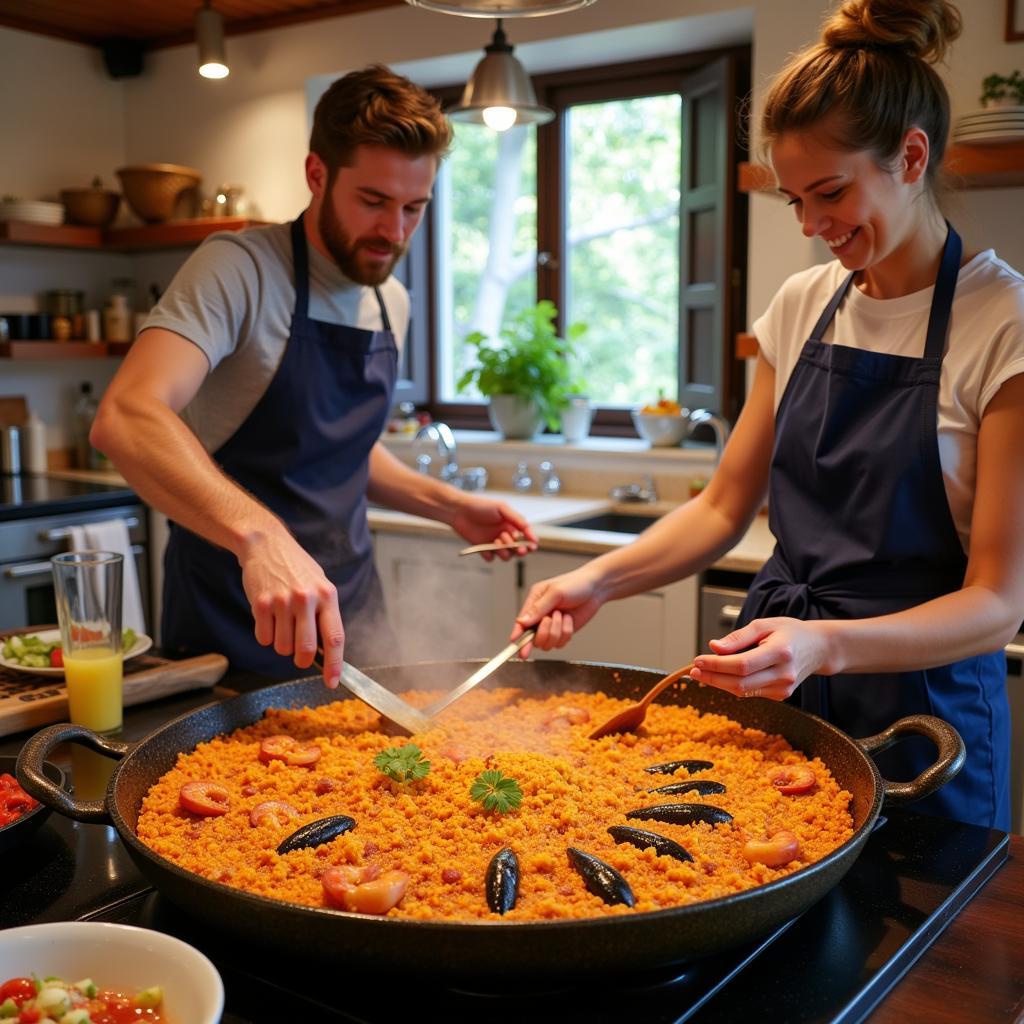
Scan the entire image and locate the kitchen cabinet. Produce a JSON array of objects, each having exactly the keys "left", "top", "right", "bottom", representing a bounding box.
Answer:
[
  {"left": 373, "top": 532, "right": 518, "bottom": 662},
  {"left": 521, "top": 550, "right": 697, "bottom": 671},
  {"left": 374, "top": 533, "right": 698, "bottom": 672}
]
